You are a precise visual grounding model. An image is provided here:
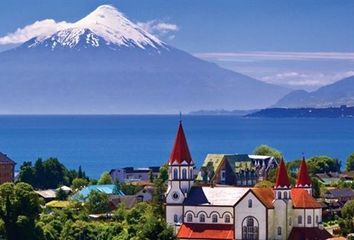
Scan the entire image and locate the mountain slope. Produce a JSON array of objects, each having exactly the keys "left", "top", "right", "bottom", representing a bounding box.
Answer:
[
  {"left": 0, "top": 5, "right": 289, "bottom": 114},
  {"left": 275, "top": 76, "right": 354, "bottom": 108}
]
